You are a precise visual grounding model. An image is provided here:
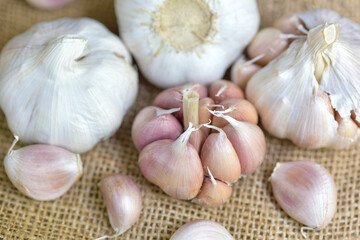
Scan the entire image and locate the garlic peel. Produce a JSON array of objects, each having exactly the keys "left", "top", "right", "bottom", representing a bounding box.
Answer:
[
  {"left": 170, "top": 220, "right": 234, "bottom": 240},
  {"left": 4, "top": 141, "right": 82, "bottom": 201},
  {"left": 269, "top": 161, "right": 337, "bottom": 230},
  {"left": 0, "top": 18, "right": 138, "bottom": 153},
  {"left": 115, "top": 0, "right": 260, "bottom": 88},
  {"left": 26, "top": 0, "right": 75, "bottom": 9}
]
